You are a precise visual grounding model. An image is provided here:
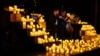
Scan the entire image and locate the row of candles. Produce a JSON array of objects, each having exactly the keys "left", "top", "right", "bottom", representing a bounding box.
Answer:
[
  {"left": 37, "top": 35, "right": 55, "bottom": 44},
  {"left": 30, "top": 29, "right": 49, "bottom": 36},
  {"left": 9, "top": 5, "right": 24, "bottom": 14},
  {"left": 45, "top": 35, "right": 100, "bottom": 55}
]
